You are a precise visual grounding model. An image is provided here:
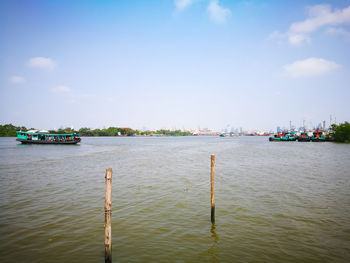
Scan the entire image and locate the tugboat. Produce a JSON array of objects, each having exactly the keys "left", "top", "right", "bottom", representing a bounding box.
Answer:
[
  {"left": 269, "top": 132, "right": 283, "bottom": 141},
  {"left": 297, "top": 131, "right": 310, "bottom": 142},
  {"left": 16, "top": 130, "right": 81, "bottom": 144},
  {"left": 311, "top": 130, "right": 325, "bottom": 142},
  {"left": 269, "top": 131, "right": 297, "bottom": 141},
  {"left": 280, "top": 132, "right": 297, "bottom": 141}
]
